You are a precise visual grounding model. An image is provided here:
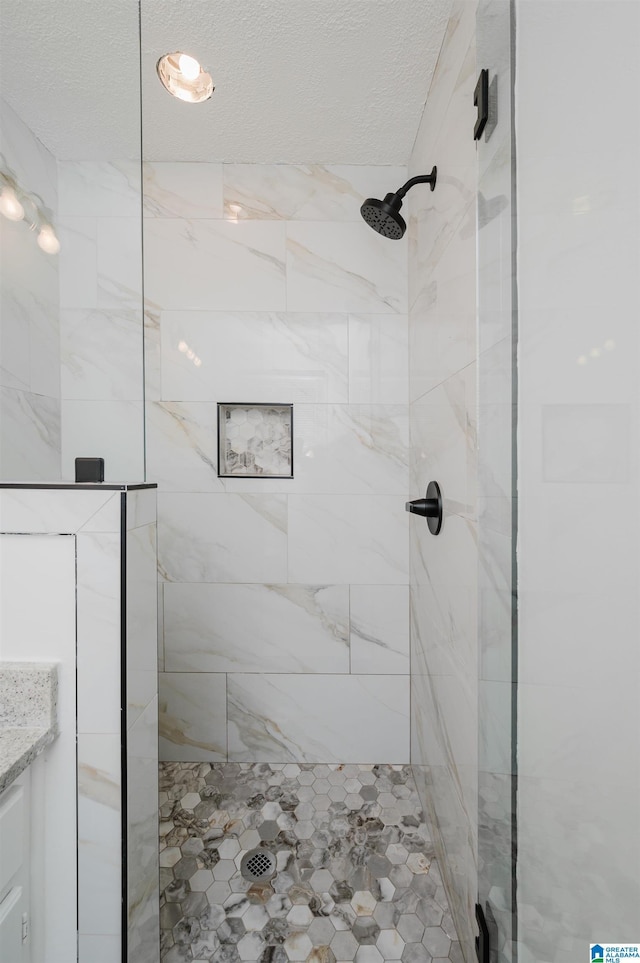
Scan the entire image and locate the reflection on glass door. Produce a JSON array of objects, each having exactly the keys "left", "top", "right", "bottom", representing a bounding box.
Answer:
[{"left": 476, "top": 2, "right": 517, "bottom": 960}]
